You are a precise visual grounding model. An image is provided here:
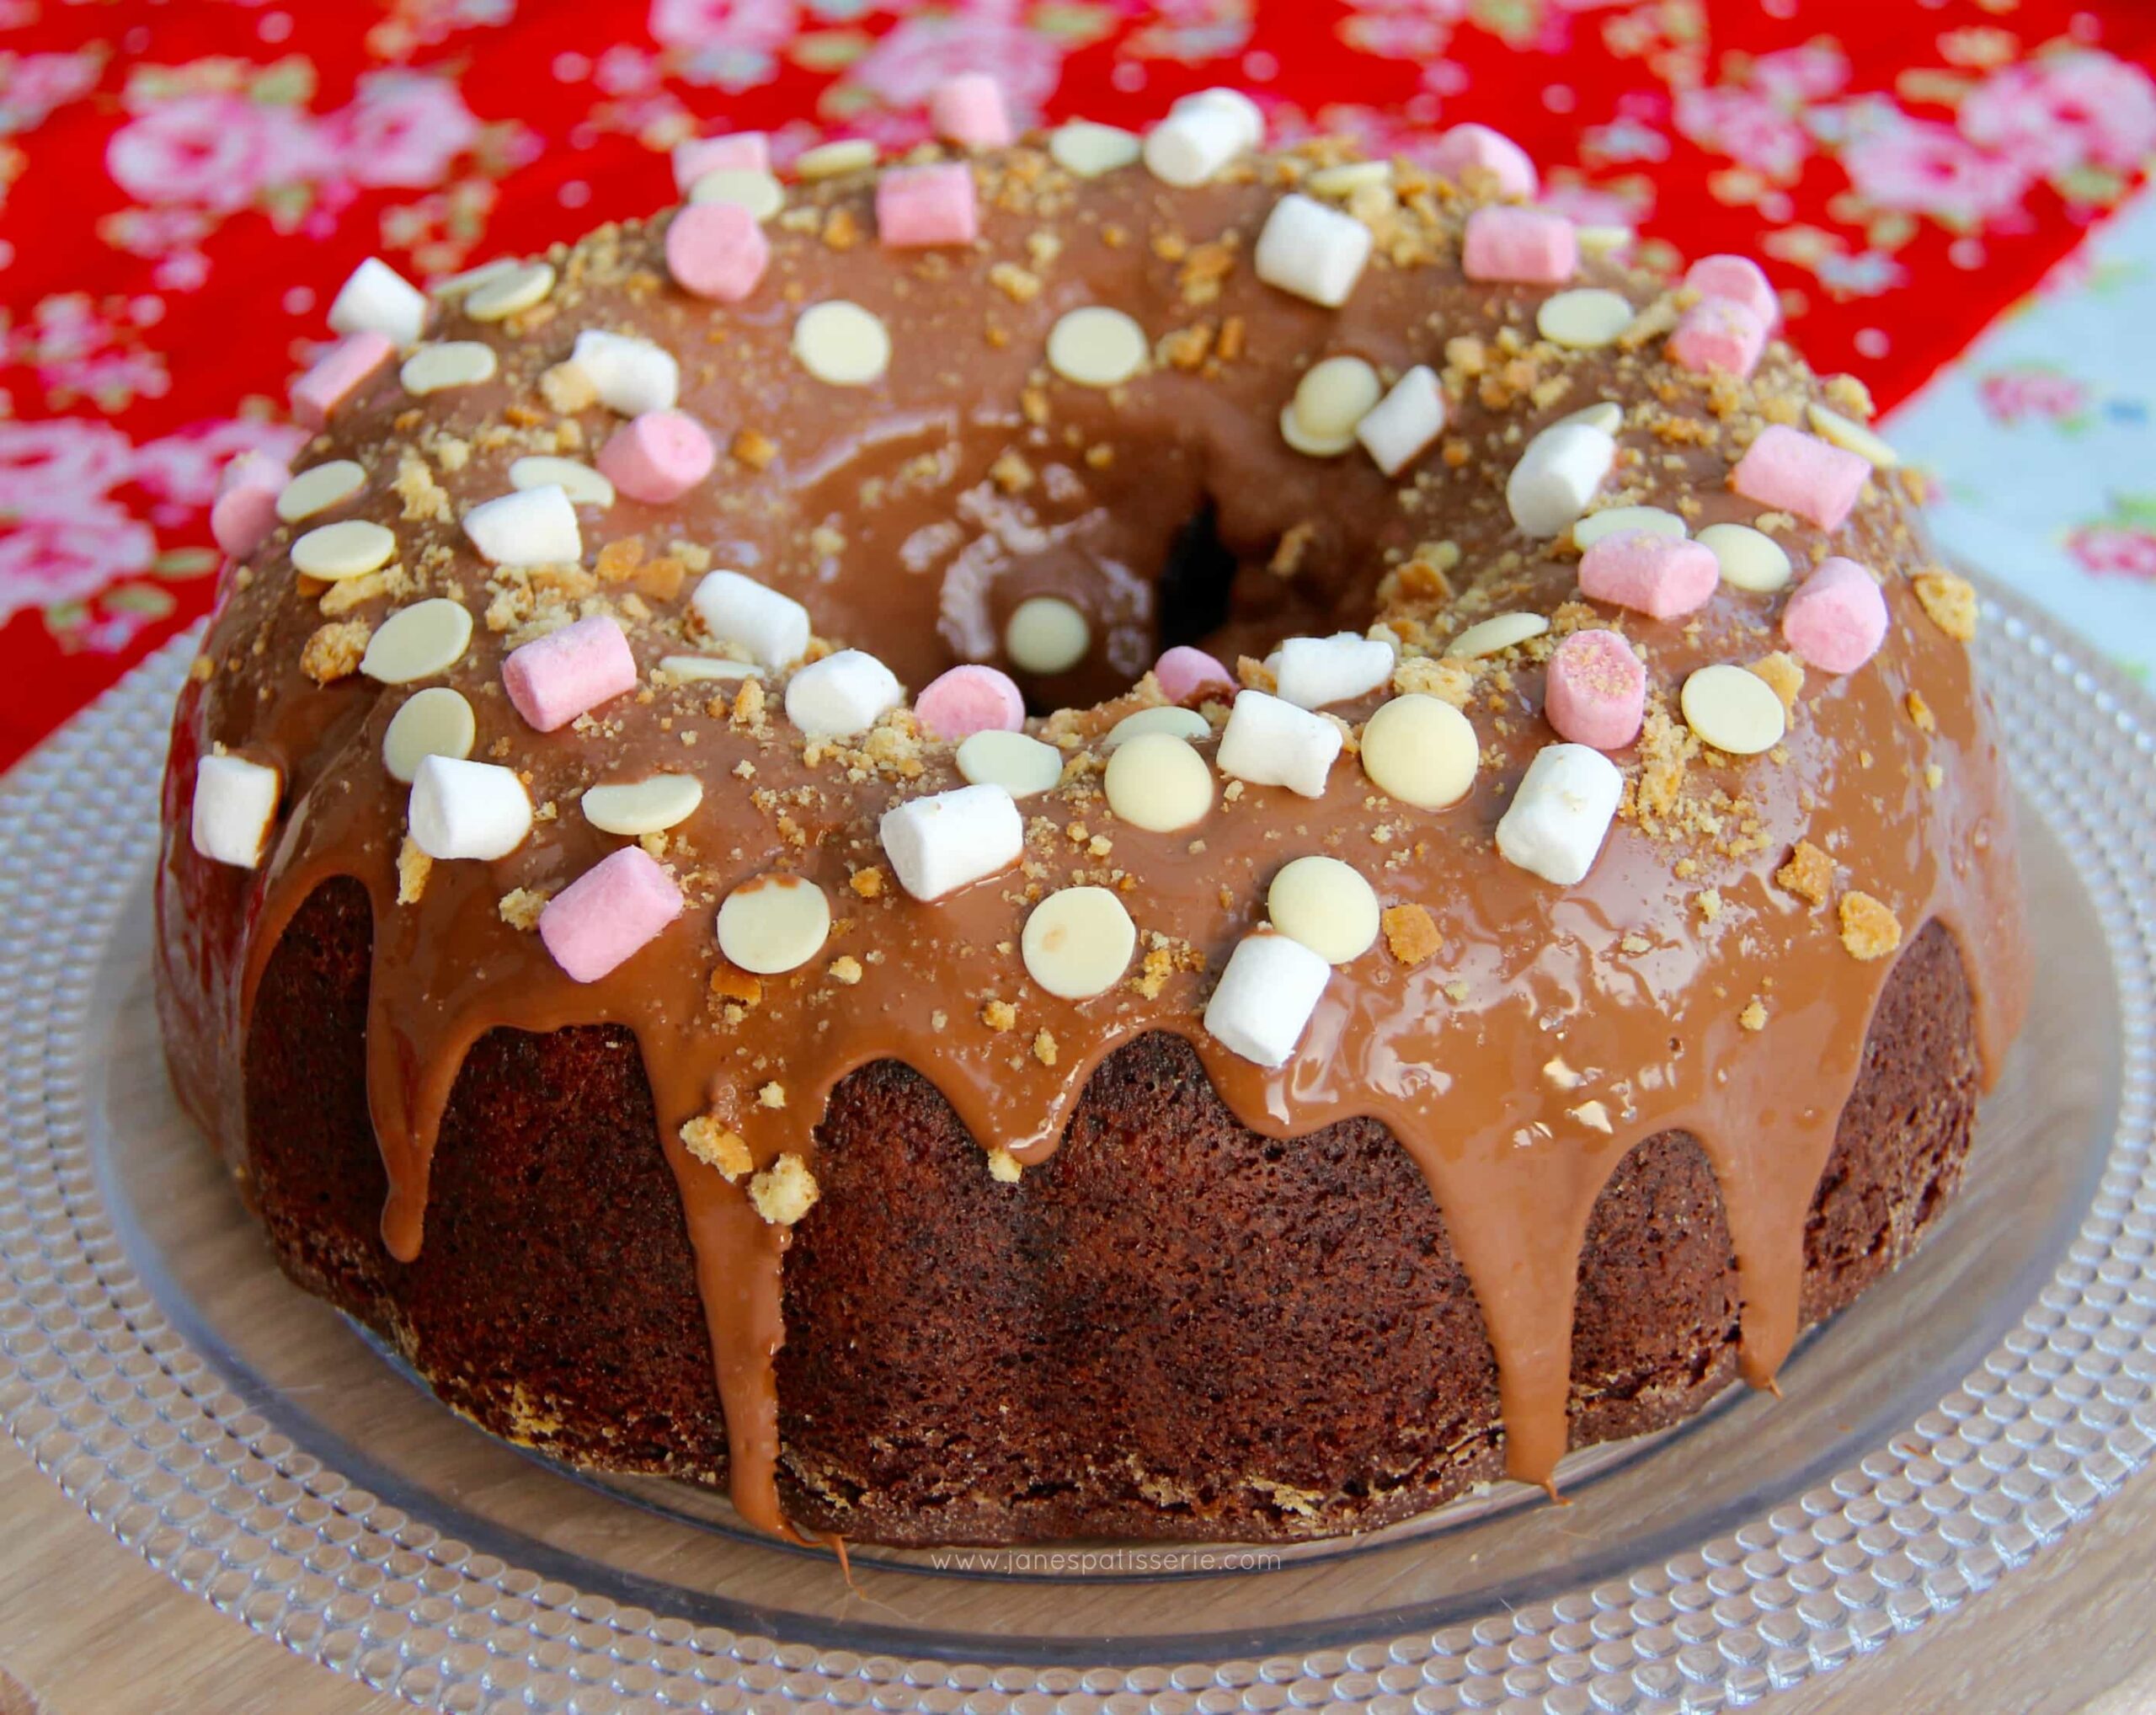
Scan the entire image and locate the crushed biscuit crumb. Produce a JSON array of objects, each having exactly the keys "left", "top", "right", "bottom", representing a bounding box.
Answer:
[
  {"left": 1838, "top": 891, "right": 1903, "bottom": 961},
  {"left": 749, "top": 1152, "right": 819, "bottom": 1225}
]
